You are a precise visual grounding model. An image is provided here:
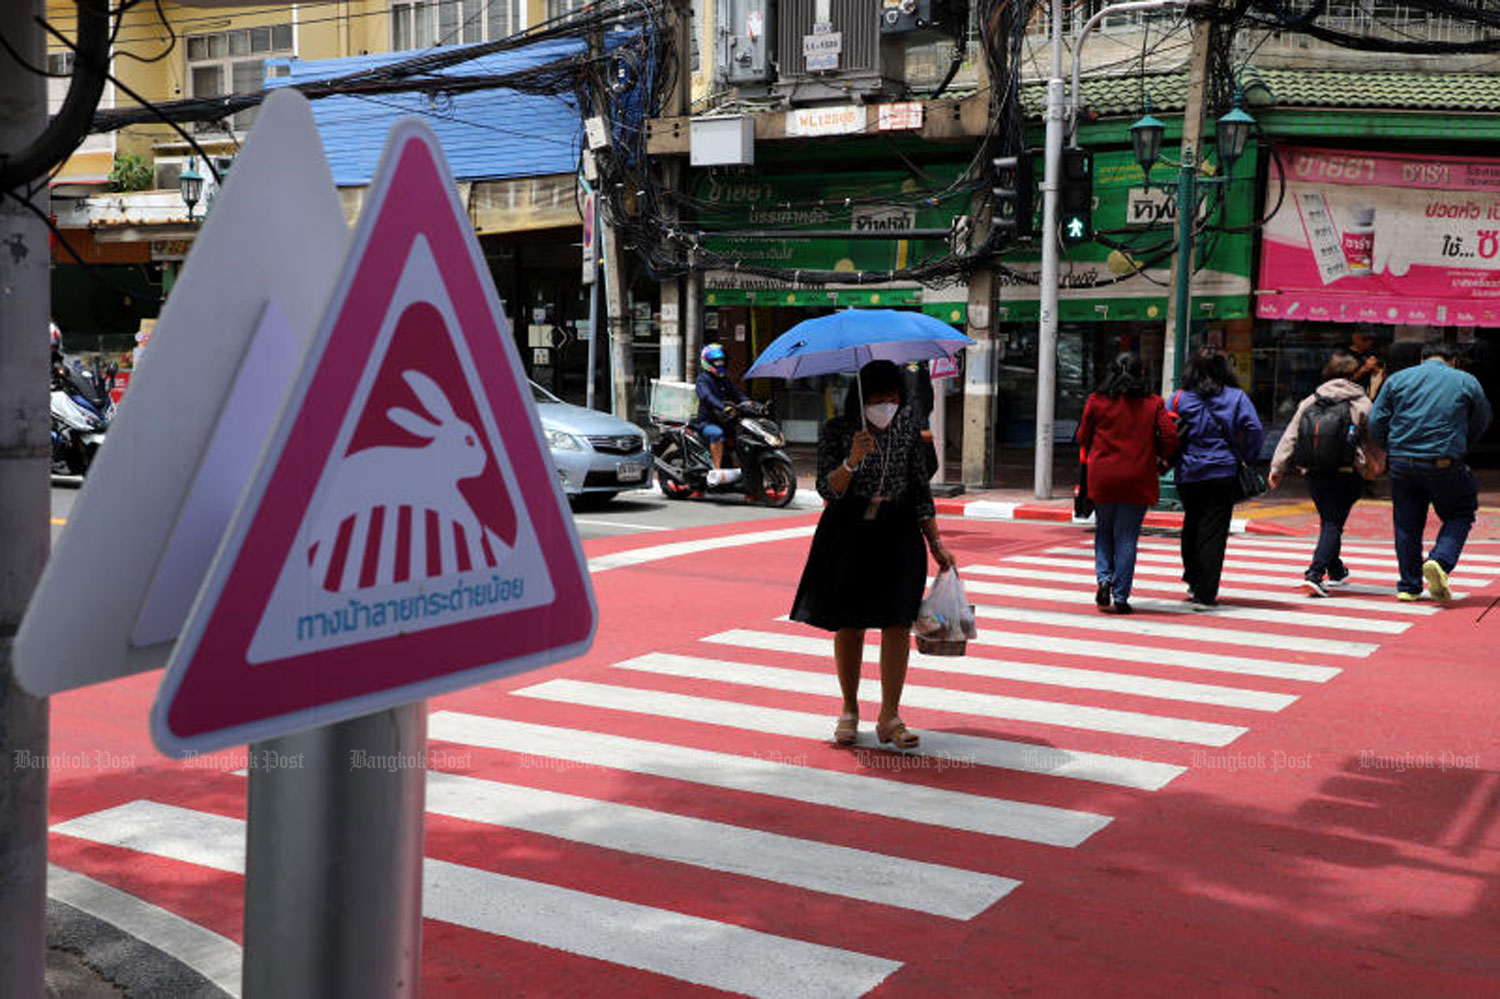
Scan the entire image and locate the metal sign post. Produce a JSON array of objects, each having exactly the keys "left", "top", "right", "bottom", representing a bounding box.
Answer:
[{"left": 243, "top": 704, "right": 427, "bottom": 999}]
